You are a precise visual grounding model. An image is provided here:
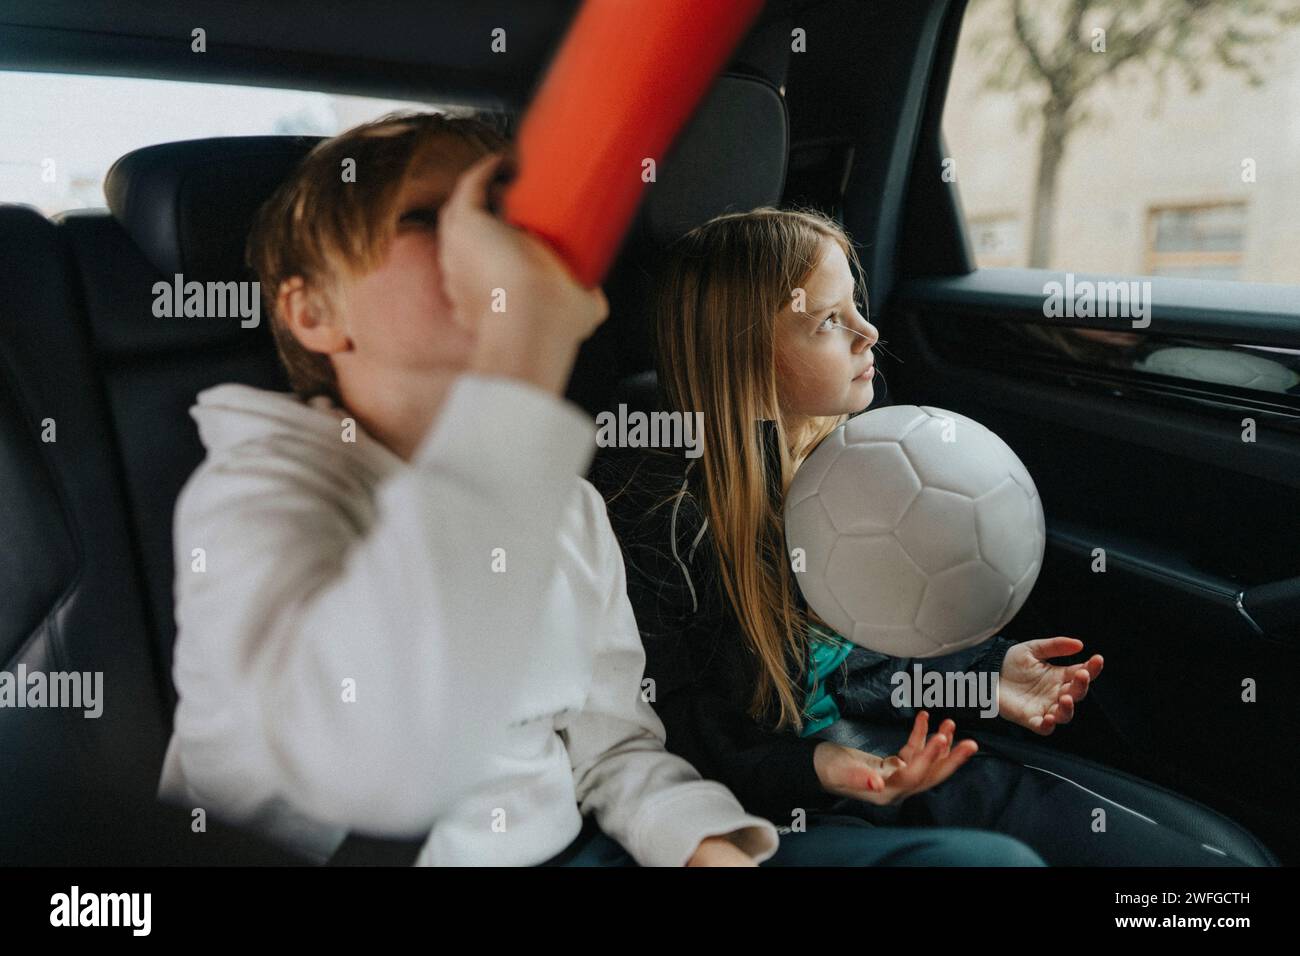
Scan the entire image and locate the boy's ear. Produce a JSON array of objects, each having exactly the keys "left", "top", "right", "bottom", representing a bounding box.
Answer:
[{"left": 278, "top": 277, "right": 352, "bottom": 354}]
